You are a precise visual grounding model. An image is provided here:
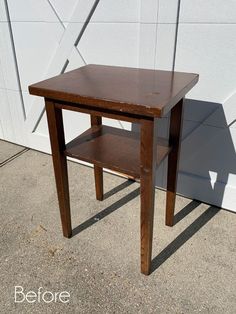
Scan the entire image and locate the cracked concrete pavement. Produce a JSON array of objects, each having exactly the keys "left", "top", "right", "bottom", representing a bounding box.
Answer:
[{"left": 0, "top": 140, "right": 236, "bottom": 313}]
